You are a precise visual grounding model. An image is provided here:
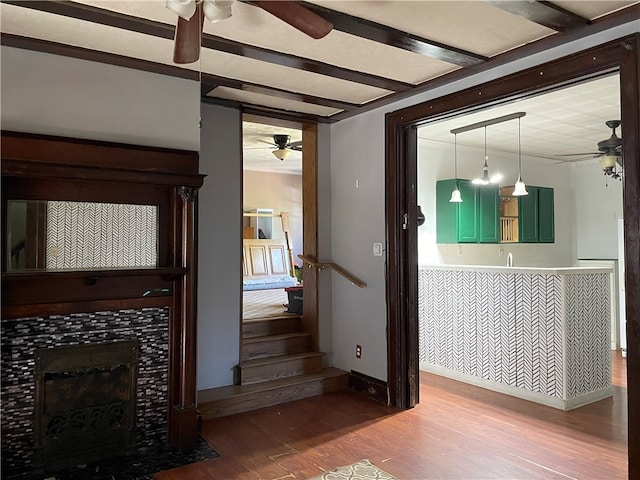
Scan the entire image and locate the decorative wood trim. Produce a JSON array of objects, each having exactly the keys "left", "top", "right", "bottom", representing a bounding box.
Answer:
[
  {"left": 1, "top": 131, "right": 199, "bottom": 174},
  {"left": 302, "top": 124, "right": 319, "bottom": 352},
  {"left": 1, "top": 296, "right": 172, "bottom": 320},
  {"left": 385, "top": 33, "right": 639, "bottom": 473},
  {"left": 1, "top": 268, "right": 184, "bottom": 312},
  {"left": 348, "top": 370, "right": 388, "bottom": 405},
  {"left": 168, "top": 186, "right": 199, "bottom": 450}
]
